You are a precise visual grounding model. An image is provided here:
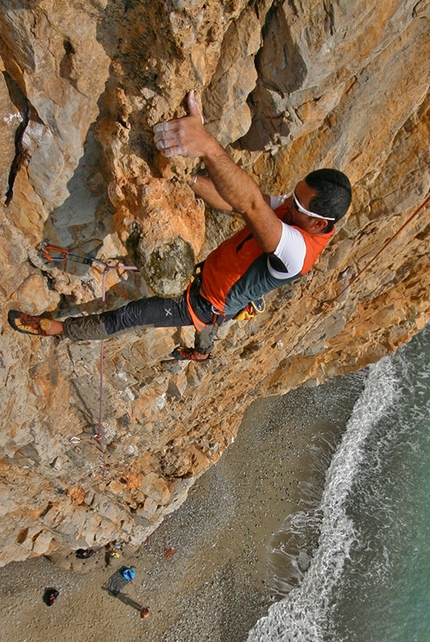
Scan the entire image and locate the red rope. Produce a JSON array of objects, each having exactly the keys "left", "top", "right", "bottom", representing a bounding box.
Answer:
[
  {"left": 280, "top": 191, "right": 430, "bottom": 363},
  {"left": 55, "top": 246, "right": 139, "bottom": 476},
  {"left": 94, "top": 264, "right": 138, "bottom": 478}
]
